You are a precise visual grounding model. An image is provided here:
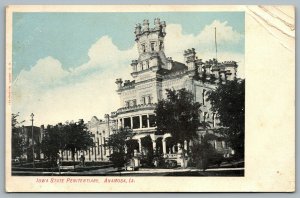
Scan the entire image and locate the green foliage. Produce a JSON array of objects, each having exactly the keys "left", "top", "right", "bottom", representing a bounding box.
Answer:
[
  {"left": 140, "top": 136, "right": 154, "bottom": 167},
  {"left": 105, "top": 128, "right": 131, "bottom": 168},
  {"left": 63, "top": 120, "right": 94, "bottom": 160},
  {"left": 190, "top": 134, "right": 223, "bottom": 170},
  {"left": 40, "top": 125, "right": 61, "bottom": 164},
  {"left": 11, "top": 113, "right": 25, "bottom": 159},
  {"left": 206, "top": 79, "right": 245, "bottom": 158},
  {"left": 155, "top": 88, "right": 201, "bottom": 143},
  {"left": 40, "top": 120, "right": 94, "bottom": 163}
]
